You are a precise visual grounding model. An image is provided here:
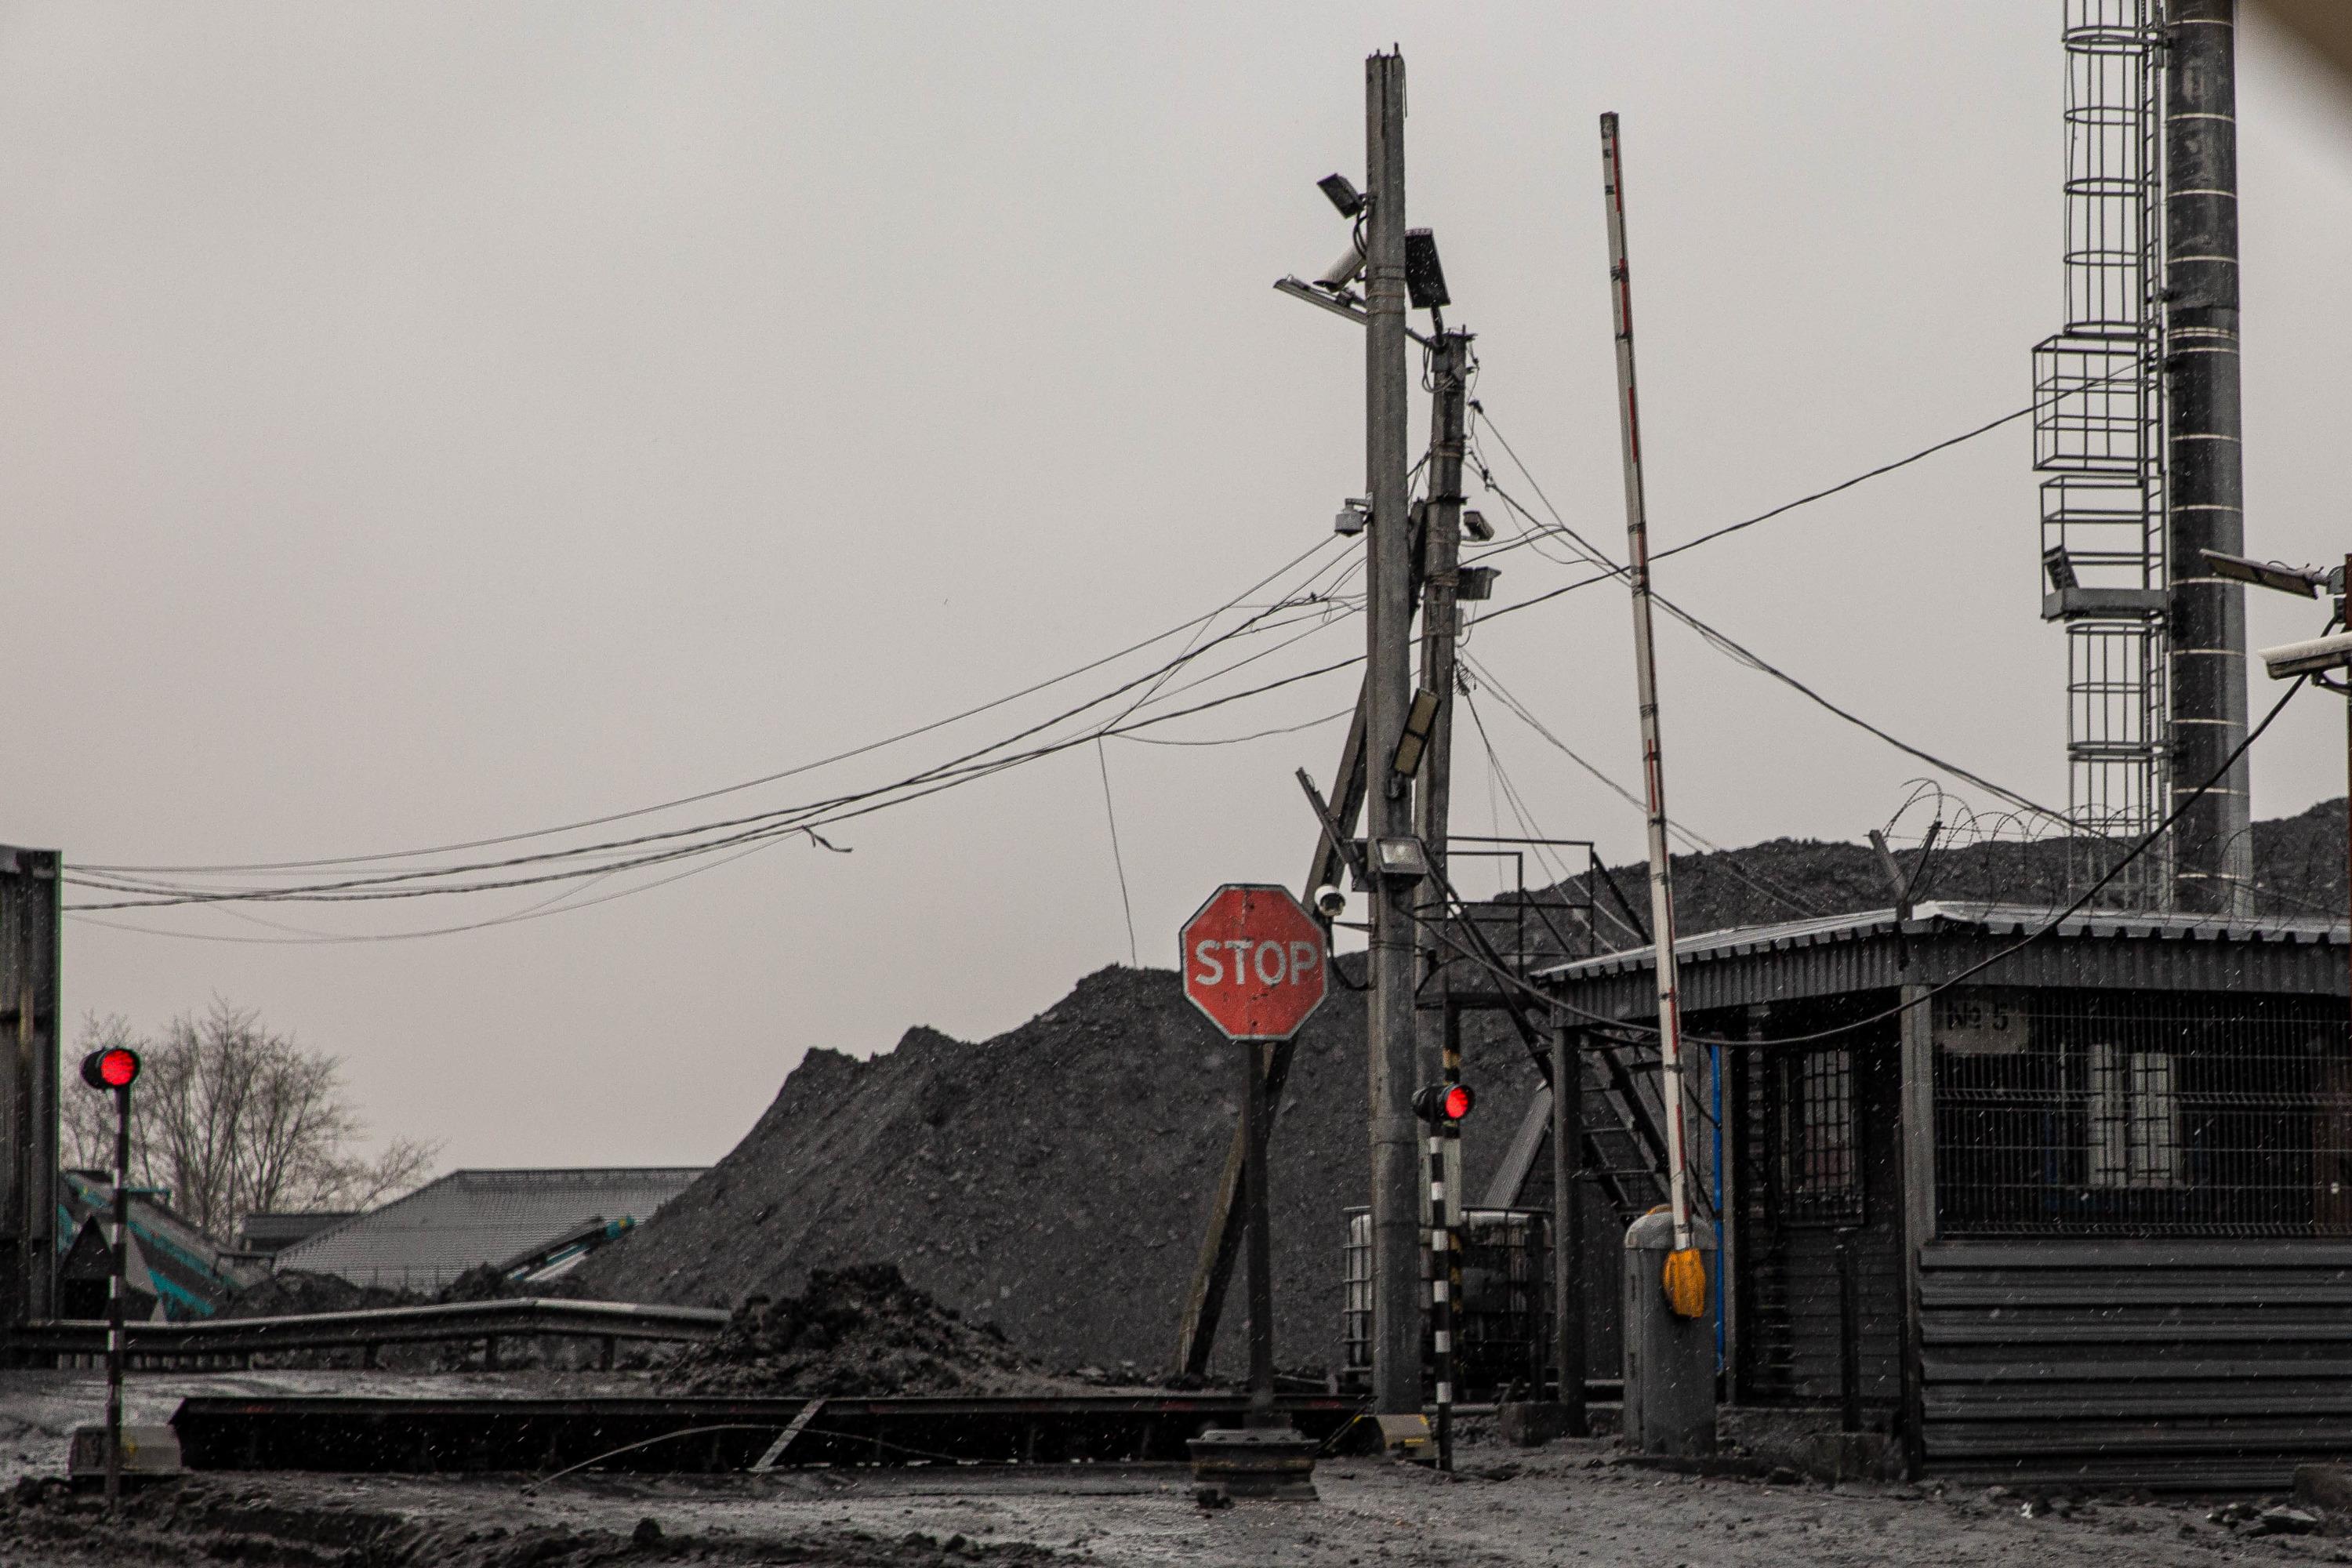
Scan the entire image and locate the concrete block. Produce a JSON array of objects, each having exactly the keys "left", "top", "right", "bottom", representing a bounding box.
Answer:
[
  {"left": 1496, "top": 1402, "right": 1581, "bottom": 1447},
  {"left": 67, "top": 1424, "right": 182, "bottom": 1487},
  {"left": 1621, "top": 1210, "right": 1715, "bottom": 1457},
  {"left": 1795, "top": 1431, "right": 1904, "bottom": 1484},
  {"left": 1188, "top": 1426, "right": 1320, "bottom": 1501}
]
